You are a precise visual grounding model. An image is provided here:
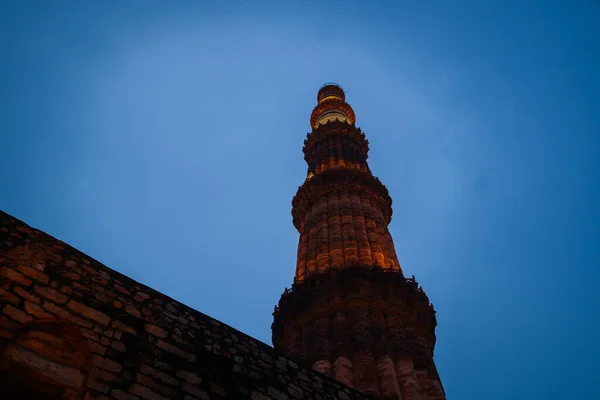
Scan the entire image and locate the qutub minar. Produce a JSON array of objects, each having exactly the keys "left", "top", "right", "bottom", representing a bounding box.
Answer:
[
  {"left": 272, "top": 84, "right": 445, "bottom": 399},
  {"left": 0, "top": 84, "right": 445, "bottom": 400}
]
